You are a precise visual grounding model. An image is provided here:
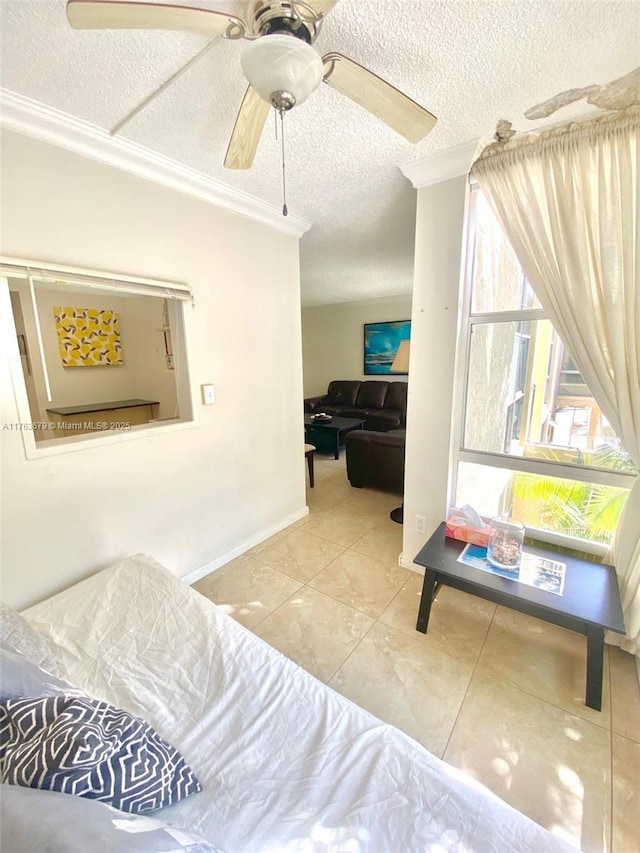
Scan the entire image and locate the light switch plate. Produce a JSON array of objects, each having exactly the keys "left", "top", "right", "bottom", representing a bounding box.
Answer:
[{"left": 201, "top": 384, "right": 215, "bottom": 405}]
